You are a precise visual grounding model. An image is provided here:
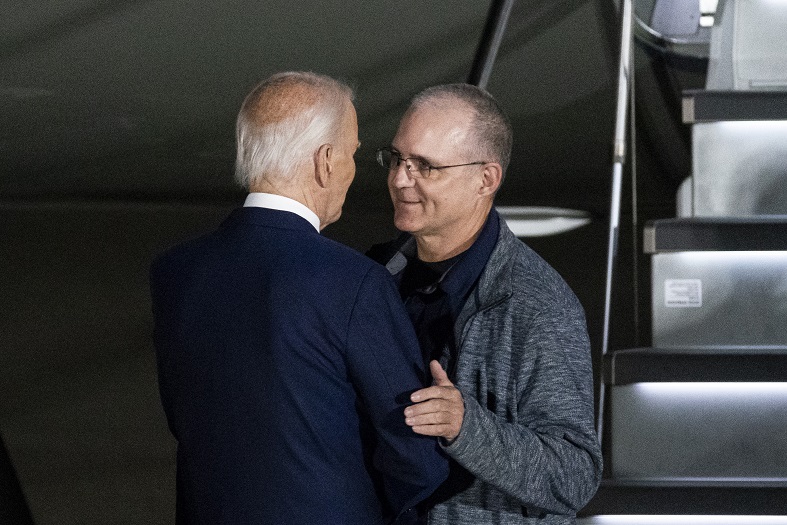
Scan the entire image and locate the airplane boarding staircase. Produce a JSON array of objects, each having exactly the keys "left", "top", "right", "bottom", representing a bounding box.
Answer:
[{"left": 579, "top": 0, "right": 787, "bottom": 523}]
